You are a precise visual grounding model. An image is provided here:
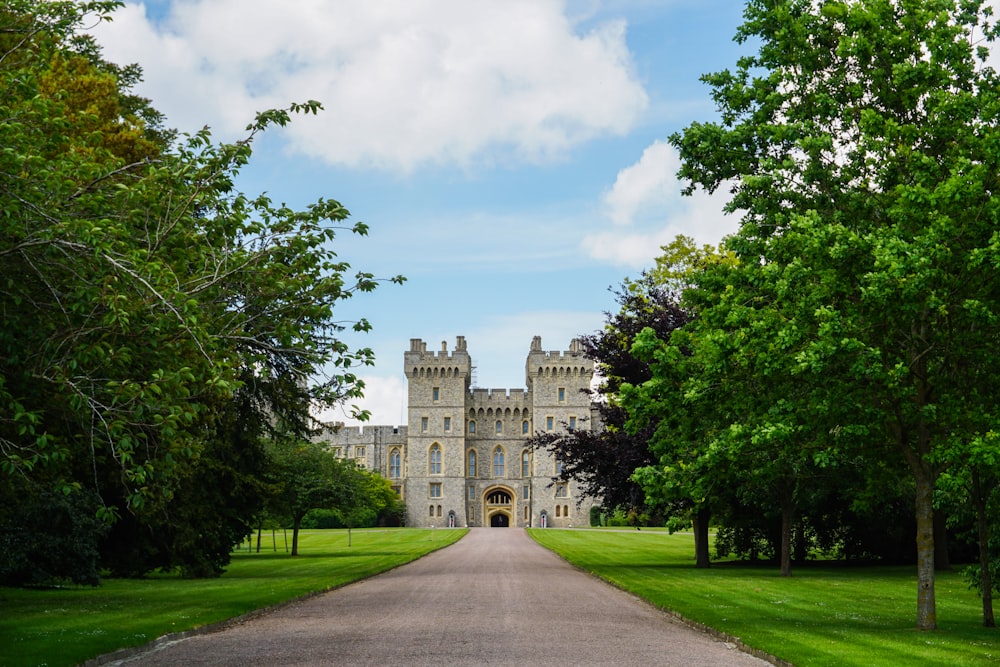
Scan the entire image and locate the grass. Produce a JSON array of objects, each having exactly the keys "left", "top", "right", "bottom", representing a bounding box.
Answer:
[
  {"left": 0, "top": 527, "right": 466, "bottom": 667},
  {"left": 528, "top": 528, "right": 1000, "bottom": 667}
]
